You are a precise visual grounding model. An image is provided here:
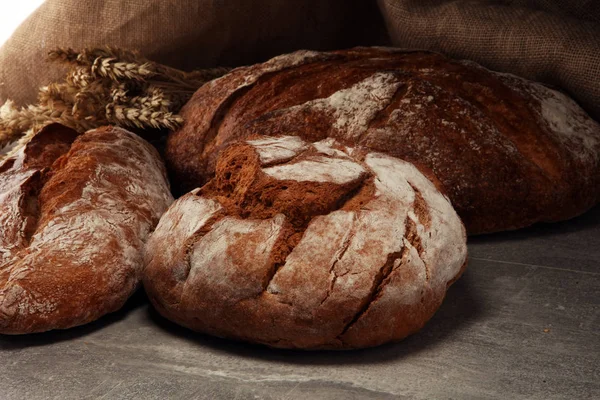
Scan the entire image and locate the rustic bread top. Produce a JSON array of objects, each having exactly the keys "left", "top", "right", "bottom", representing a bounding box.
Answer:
[
  {"left": 166, "top": 47, "right": 600, "bottom": 234},
  {"left": 0, "top": 125, "right": 173, "bottom": 334},
  {"left": 145, "top": 135, "right": 467, "bottom": 349}
]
